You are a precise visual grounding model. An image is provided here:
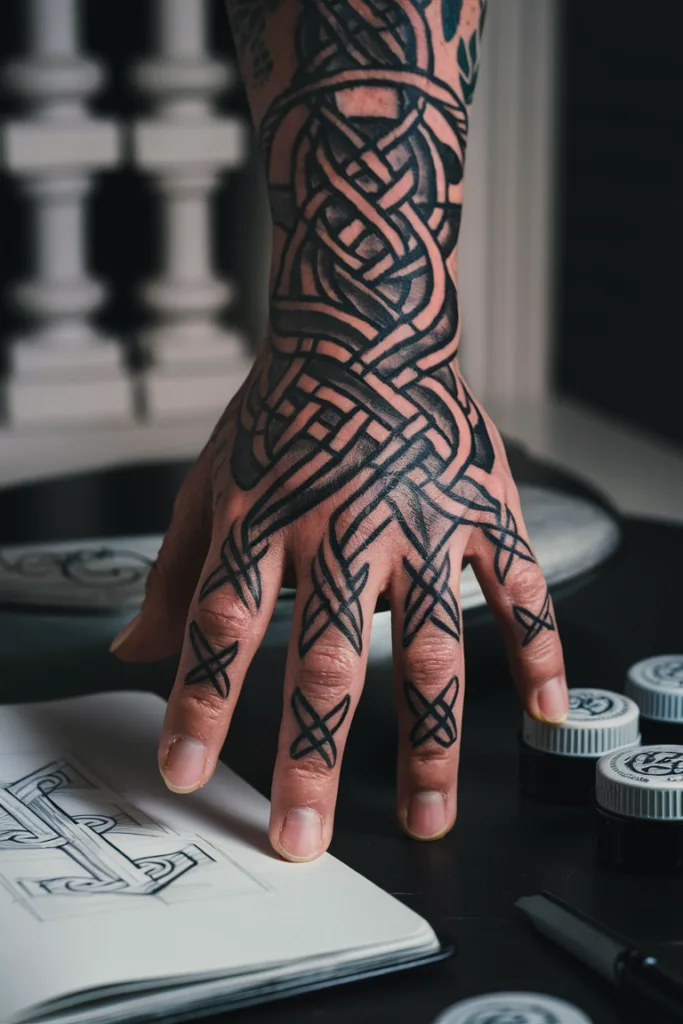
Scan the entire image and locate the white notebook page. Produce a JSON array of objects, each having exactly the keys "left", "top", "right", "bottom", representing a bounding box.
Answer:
[{"left": 0, "top": 691, "right": 437, "bottom": 1024}]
